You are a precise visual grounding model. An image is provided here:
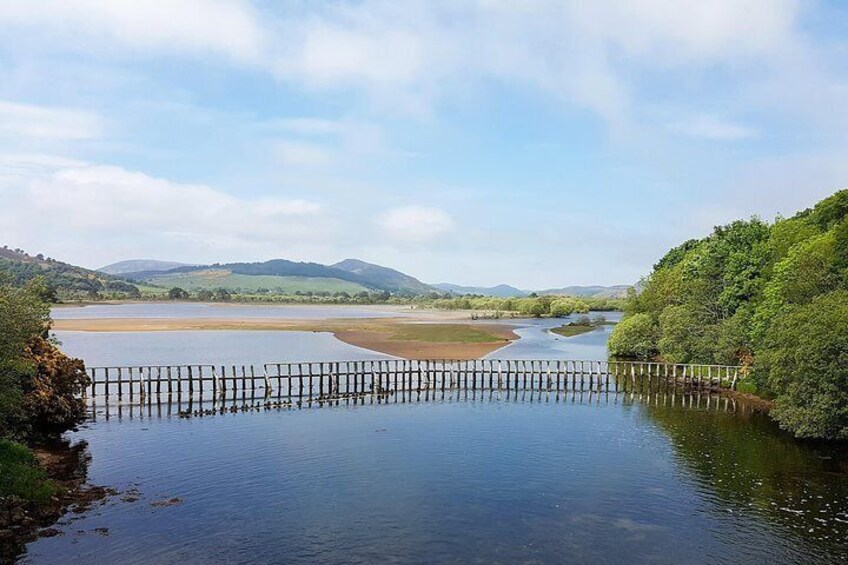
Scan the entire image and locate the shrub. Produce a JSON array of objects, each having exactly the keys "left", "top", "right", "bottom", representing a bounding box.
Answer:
[
  {"left": 608, "top": 313, "right": 658, "bottom": 359},
  {"left": 758, "top": 291, "right": 848, "bottom": 439},
  {"left": 0, "top": 439, "right": 59, "bottom": 504},
  {"left": 0, "top": 278, "right": 89, "bottom": 441},
  {"left": 21, "top": 337, "right": 89, "bottom": 439}
]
